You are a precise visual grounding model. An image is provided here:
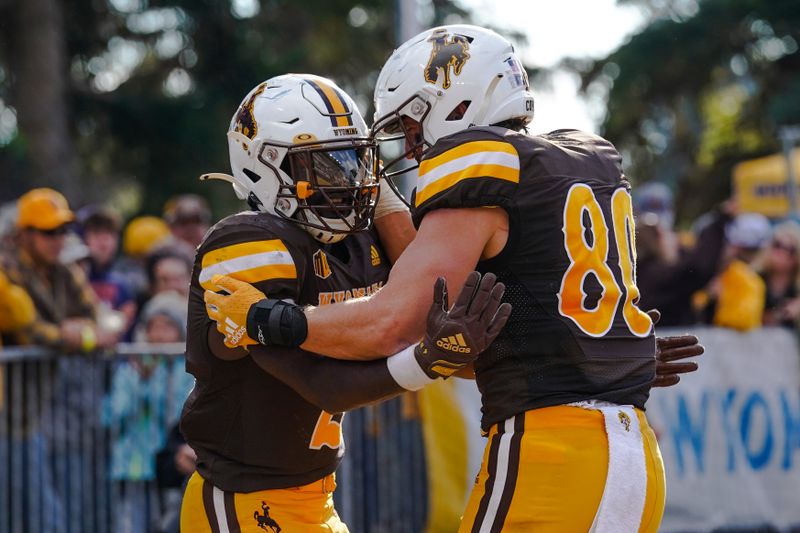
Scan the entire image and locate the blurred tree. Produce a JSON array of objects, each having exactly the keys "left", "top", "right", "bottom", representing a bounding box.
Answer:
[
  {"left": 0, "top": 0, "right": 470, "bottom": 217},
  {"left": 571, "top": 0, "right": 800, "bottom": 222}
]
